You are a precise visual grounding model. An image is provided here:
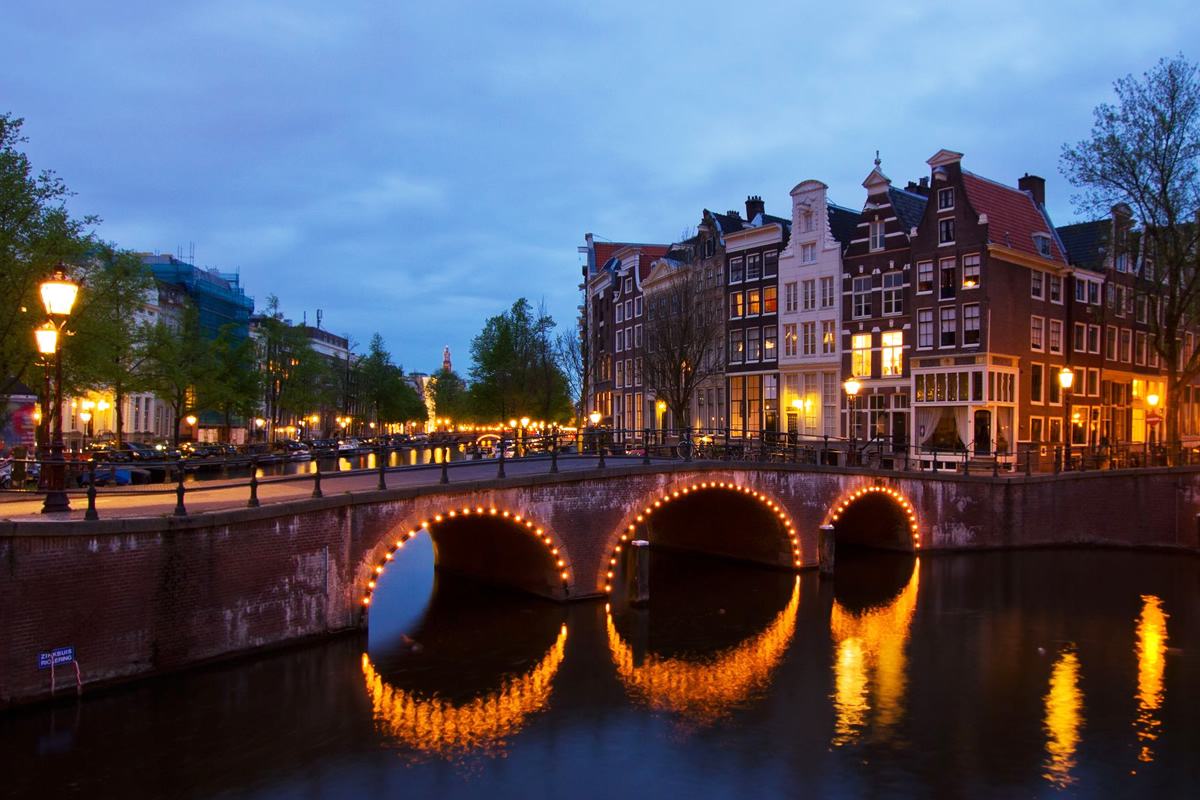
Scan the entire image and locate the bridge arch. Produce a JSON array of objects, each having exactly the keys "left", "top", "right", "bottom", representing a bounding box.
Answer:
[
  {"left": 359, "top": 503, "right": 575, "bottom": 614},
  {"left": 598, "top": 479, "right": 801, "bottom": 594},
  {"left": 827, "top": 485, "right": 920, "bottom": 551}
]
